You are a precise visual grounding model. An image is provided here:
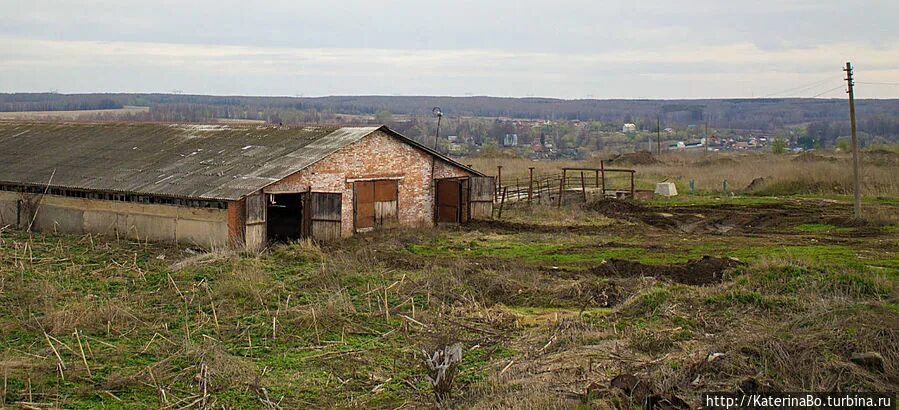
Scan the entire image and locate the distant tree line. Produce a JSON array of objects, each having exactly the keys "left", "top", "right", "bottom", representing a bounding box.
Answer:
[
  {"left": 2, "top": 93, "right": 899, "bottom": 147},
  {"left": 801, "top": 115, "right": 899, "bottom": 148},
  {"left": 0, "top": 93, "right": 122, "bottom": 112}
]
